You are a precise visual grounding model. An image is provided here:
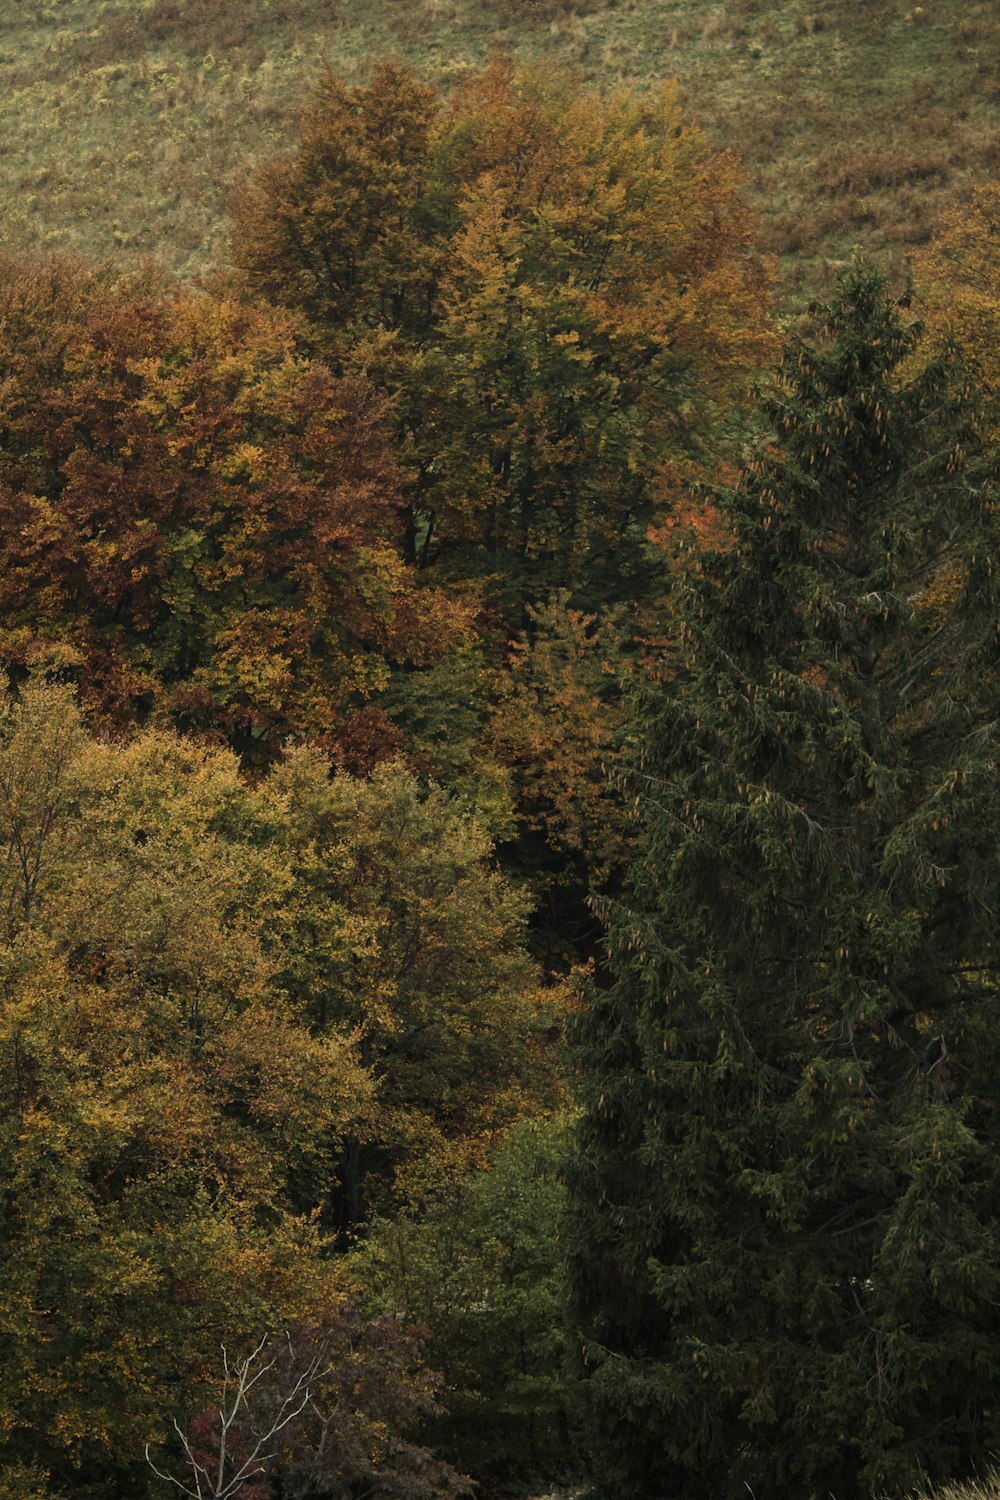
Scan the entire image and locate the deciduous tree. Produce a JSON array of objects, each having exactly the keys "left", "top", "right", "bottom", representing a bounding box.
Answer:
[
  {"left": 355, "top": 1116, "right": 579, "bottom": 1498},
  {"left": 0, "top": 256, "right": 468, "bottom": 759},
  {"left": 0, "top": 684, "right": 368, "bottom": 1494},
  {"left": 250, "top": 748, "right": 565, "bottom": 1227},
  {"left": 231, "top": 62, "right": 776, "bottom": 611},
  {"left": 147, "top": 1309, "right": 469, "bottom": 1500},
  {"left": 916, "top": 182, "right": 1000, "bottom": 432}
]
